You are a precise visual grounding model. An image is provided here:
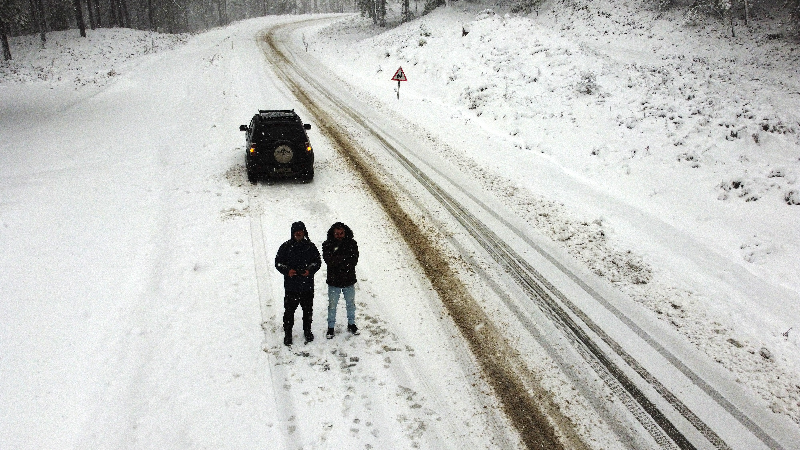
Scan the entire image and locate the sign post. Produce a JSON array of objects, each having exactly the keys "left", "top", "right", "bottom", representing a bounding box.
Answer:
[{"left": 390, "top": 66, "right": 407, "bottom": 99}]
